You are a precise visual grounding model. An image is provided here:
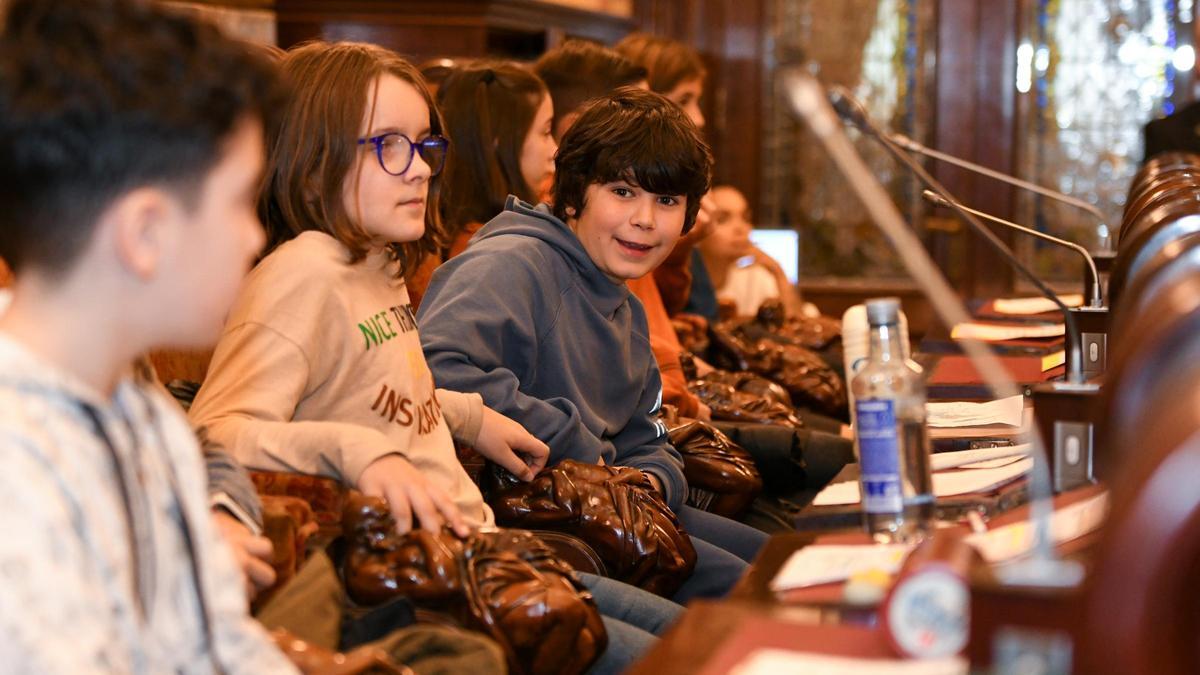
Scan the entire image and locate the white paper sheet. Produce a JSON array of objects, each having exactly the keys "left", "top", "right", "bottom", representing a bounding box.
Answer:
[
  {"left": 926, "top": 396, "right": 1025, "bottom": 427},
  {"left": 966, "top": 491, "right": 1108, "bottom": 563},
  {"left": 731, "top": 649, "right": 967, "bottom": 675},
  {"left": 991, "top": 294, "right": 1084, "bottom": 315},
  {"left": 929, "top": 444, "right": 1030, "bottom": 471},
  {"left": 812, "top": 458, "right": 1033, "bottom": 506},
  {"left": 769, "top": 544, "right": 912, "bottom": 591},
  {"left": 950, "top": 321, "right": 1065, "bottom": 341}
]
